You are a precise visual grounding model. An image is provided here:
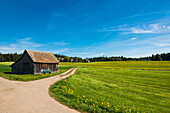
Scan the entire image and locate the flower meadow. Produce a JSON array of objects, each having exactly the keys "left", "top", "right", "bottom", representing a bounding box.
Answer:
[{"left": 50, "top": 79, "right": 140, "bottom": 113}]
